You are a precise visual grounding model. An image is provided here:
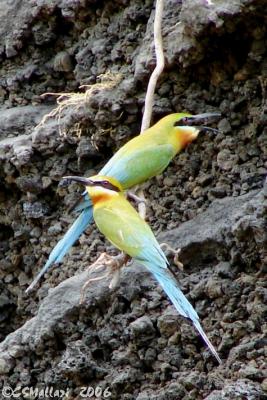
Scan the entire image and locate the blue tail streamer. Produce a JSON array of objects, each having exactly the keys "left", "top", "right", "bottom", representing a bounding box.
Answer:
[
  {"left": 142, "top": 261, "right": 222, "bottom": 364},
  {"left": 26, "top": 207, "right": 93, "bottom": 292}
]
